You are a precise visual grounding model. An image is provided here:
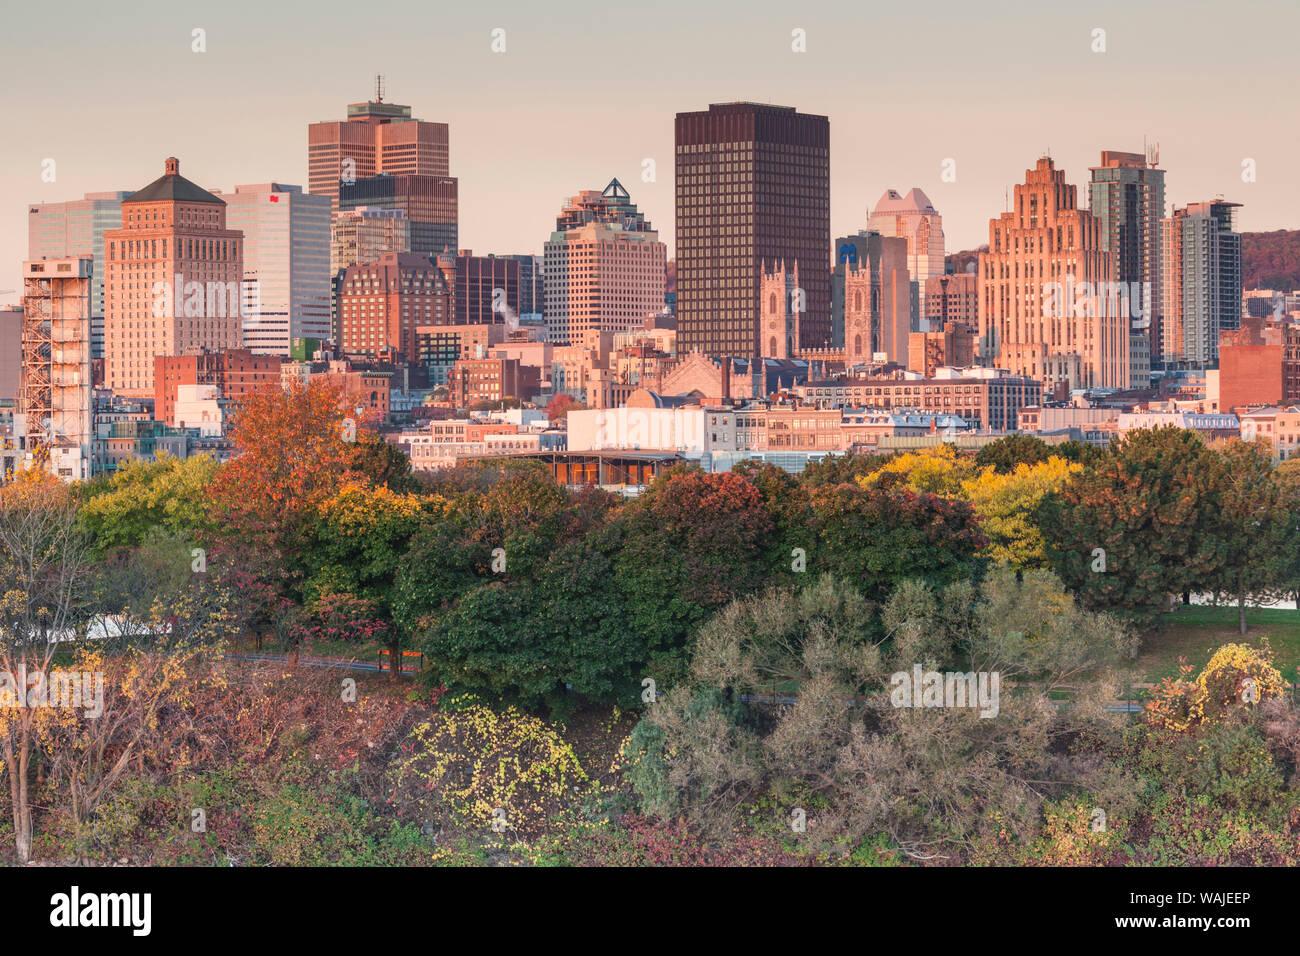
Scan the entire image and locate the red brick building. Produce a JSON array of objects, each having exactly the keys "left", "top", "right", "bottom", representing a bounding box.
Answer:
[
  {"left": 448, "top": 357, "right": 539, "bottom": 408},
  {"left": 1217, "top": 315, "right": 1296, "bottom": 413},
  {"left": 154, "top": 348, "right": 282, "bottom": 426},
  {"left": 337, "top": 253, "right": 450, "bottom": 361}
]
